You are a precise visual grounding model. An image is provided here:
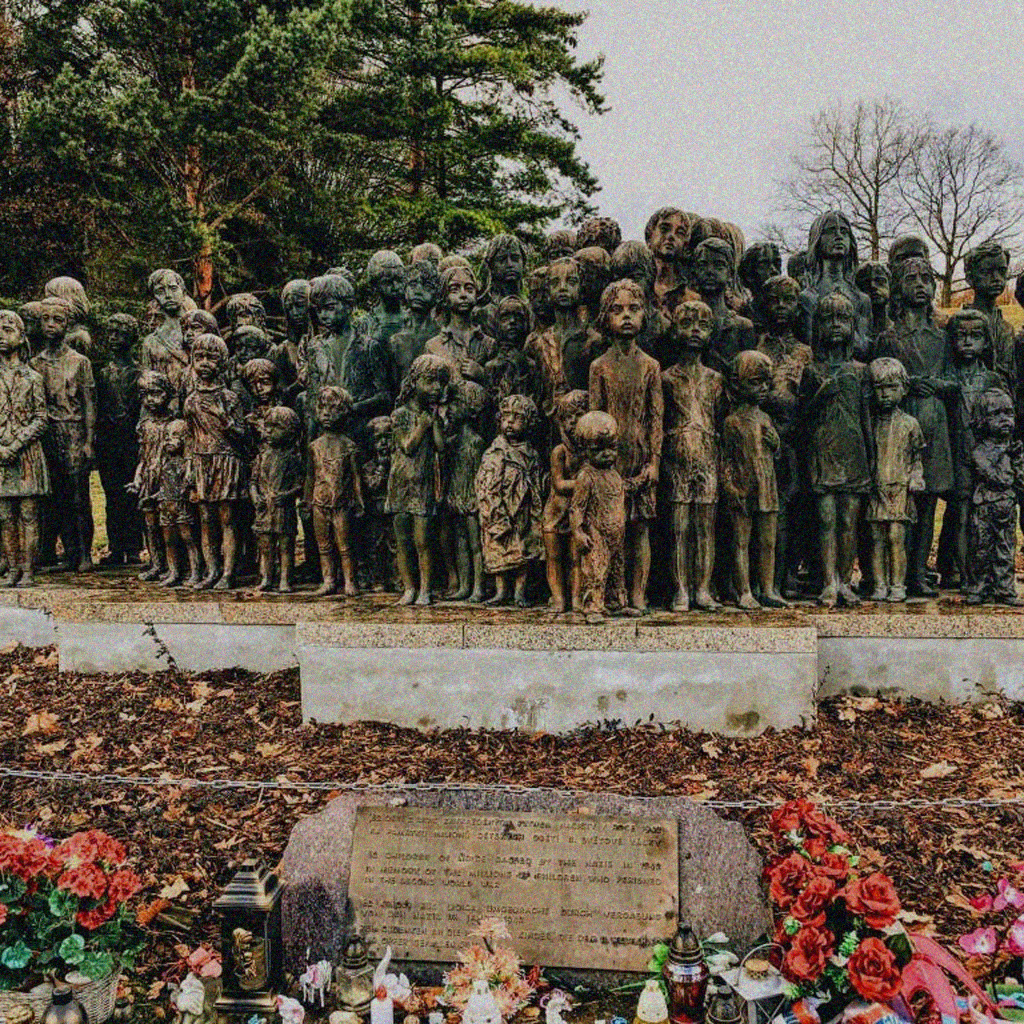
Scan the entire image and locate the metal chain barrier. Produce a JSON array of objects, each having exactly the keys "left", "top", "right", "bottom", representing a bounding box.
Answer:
[{"left": 0, "top": 764, "right": 1020, "bottom": 812}]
